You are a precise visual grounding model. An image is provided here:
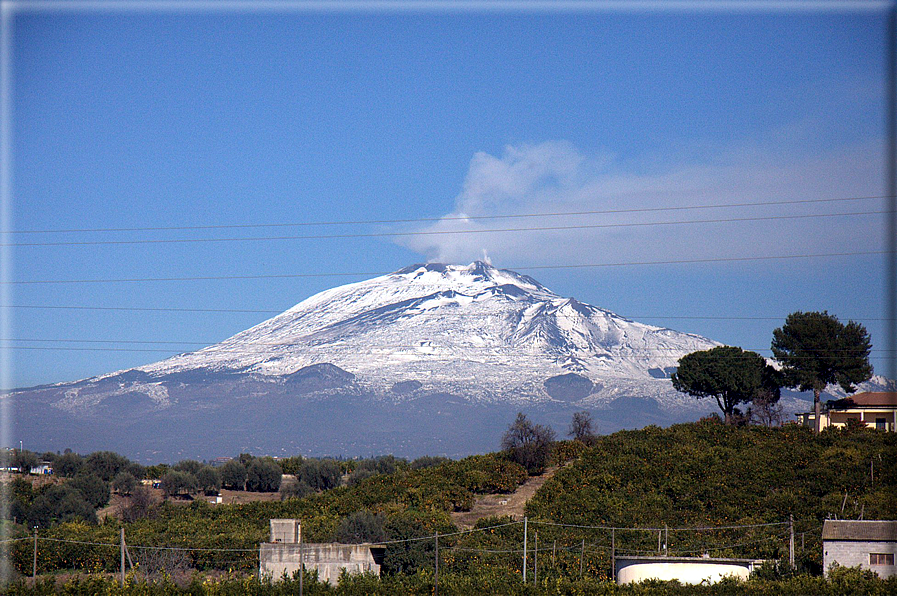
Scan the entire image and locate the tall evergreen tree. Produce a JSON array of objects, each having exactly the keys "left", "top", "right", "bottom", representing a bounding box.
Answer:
[
  {"left": 771, "top": 311, "right": 873, "bottom": 433},
  {"left": 671, "top": 346, "right": 781, "bottom": 424}
]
